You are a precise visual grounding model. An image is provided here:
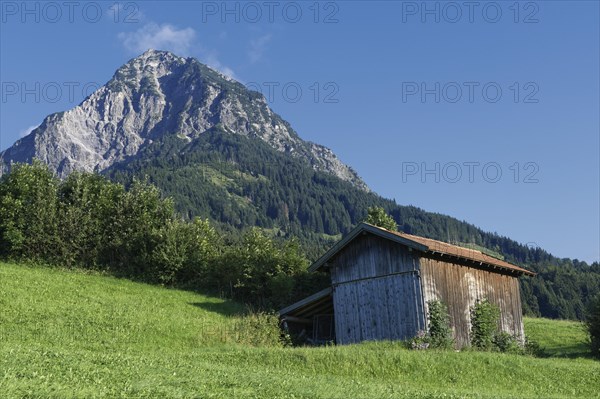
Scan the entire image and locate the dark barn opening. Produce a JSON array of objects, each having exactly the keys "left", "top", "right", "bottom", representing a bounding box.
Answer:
[{"left": 279, "top": 288, "right": 335, "bottom": 344}]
